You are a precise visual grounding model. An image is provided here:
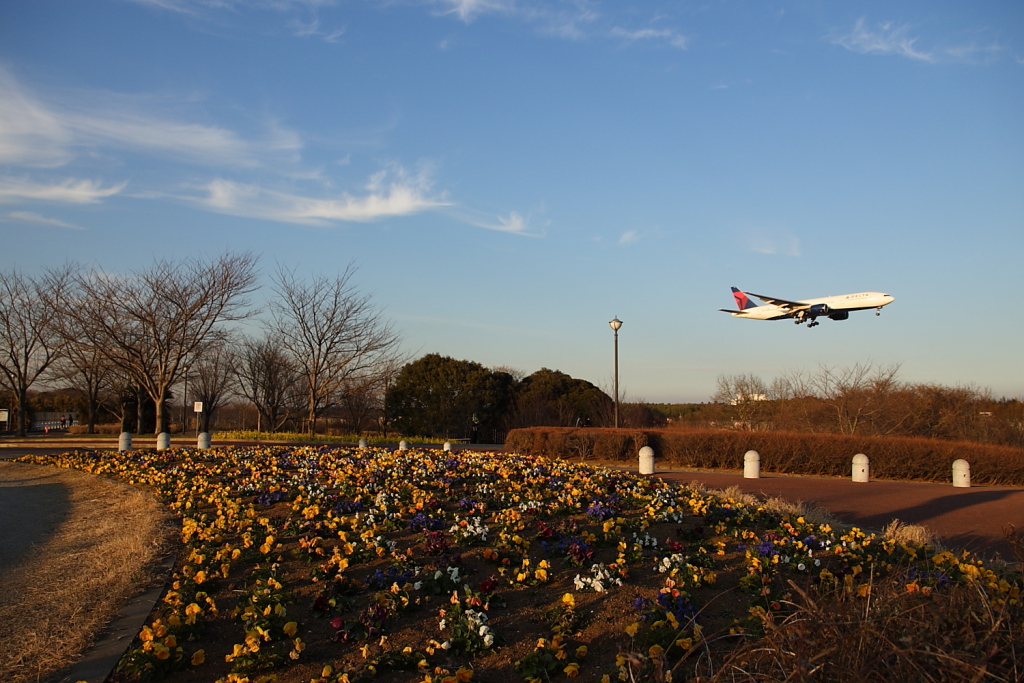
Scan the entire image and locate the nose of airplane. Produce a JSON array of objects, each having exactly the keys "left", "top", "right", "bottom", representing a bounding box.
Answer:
[{"left": 883, "top": 294, "right": 895, "bottom": 304}]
